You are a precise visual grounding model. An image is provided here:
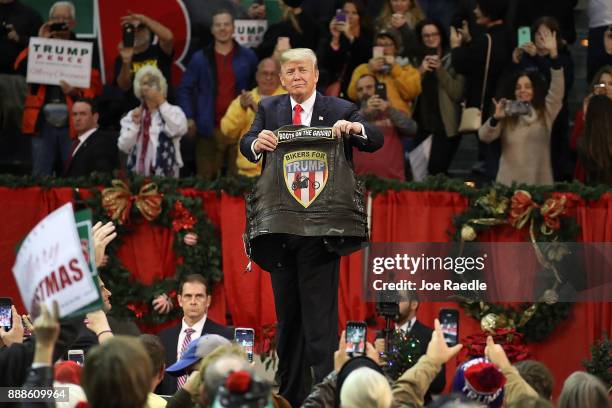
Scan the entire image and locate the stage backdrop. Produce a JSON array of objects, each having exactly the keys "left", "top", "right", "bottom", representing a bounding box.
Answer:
[{"left": 0, "top": 187, "right": 610, "bottom": 399}]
